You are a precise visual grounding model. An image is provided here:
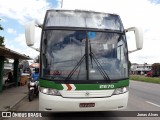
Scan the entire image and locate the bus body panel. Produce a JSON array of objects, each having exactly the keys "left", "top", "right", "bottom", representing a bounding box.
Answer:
[
  {"left": 39, "top": 91, "right": 128, "bottom": 111},
  {"left": 39, "top": 79, "right": 129, "bottom": 90},
  {"left": 59, "top": 90, "right": 114, "bottom": 98}
]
